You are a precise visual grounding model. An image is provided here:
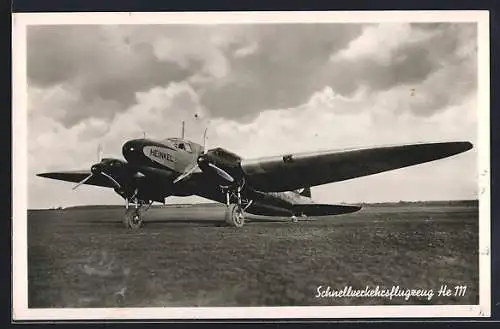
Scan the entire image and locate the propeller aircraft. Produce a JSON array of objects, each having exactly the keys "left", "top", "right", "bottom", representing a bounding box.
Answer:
[{"left": 37, "top": 126, "right": 473, "bottom": 229}]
